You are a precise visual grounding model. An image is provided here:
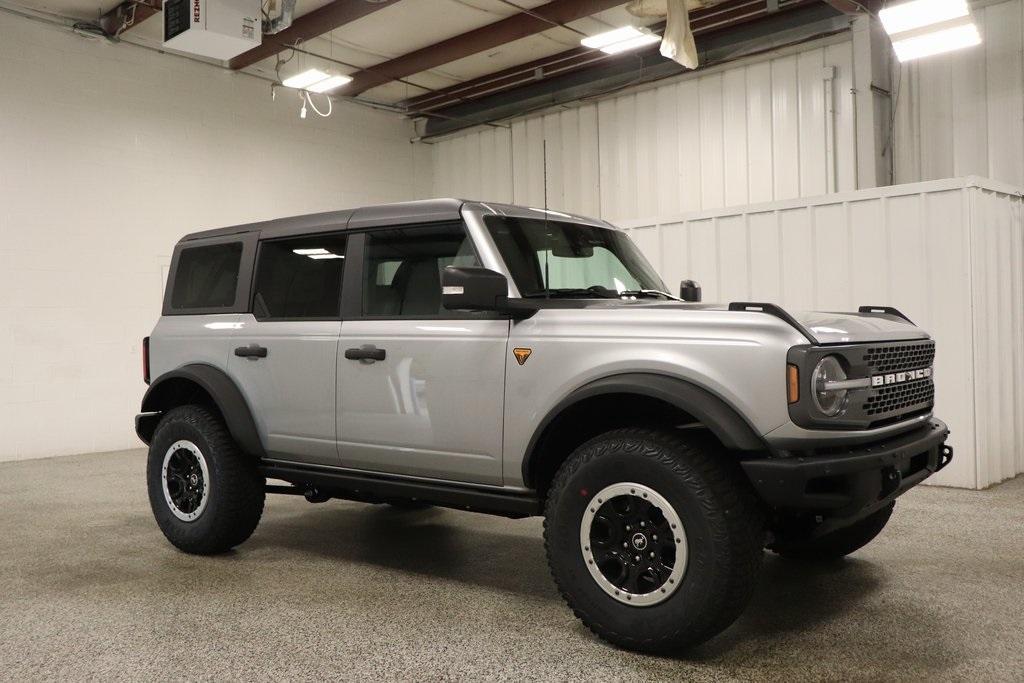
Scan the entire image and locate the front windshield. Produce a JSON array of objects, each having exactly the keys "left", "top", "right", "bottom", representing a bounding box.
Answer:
[{"left": 484, "top": 216, "right": 668, "bottom": 298}]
